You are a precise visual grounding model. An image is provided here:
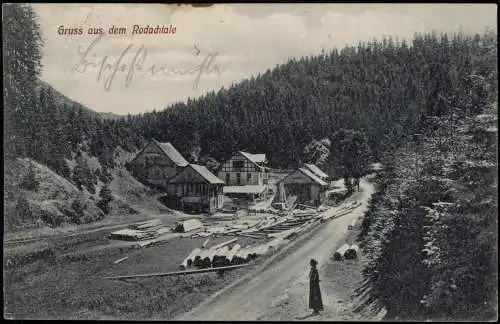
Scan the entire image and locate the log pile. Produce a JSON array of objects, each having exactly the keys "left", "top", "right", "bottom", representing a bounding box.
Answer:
[
  {"left": 179, "top": 238, "right": 285, "bottom": 270},
  {"left": 334, "top": 244, "right": 360, "bottom": 260},
  {"left": 344, "top": 244, "right": 360, "bottom": 259},
  {"left": 333, "top": 244, "right": 350, "bottom": 260},
  {"left": 180, "top": 248, "right": 202, "bottom": 270}
]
